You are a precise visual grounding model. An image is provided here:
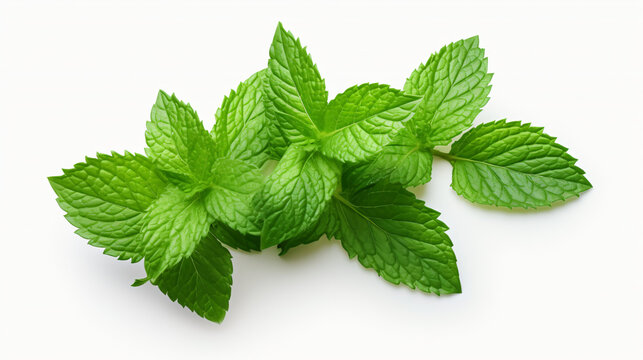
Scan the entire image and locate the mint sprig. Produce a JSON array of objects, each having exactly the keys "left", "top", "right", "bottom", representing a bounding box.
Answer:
[
  {"left": 255, "top": 23, "right": 421, "bottom": 248},
  {"left": 49, "top": 23, "right": 591, "bottom": 323}
]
